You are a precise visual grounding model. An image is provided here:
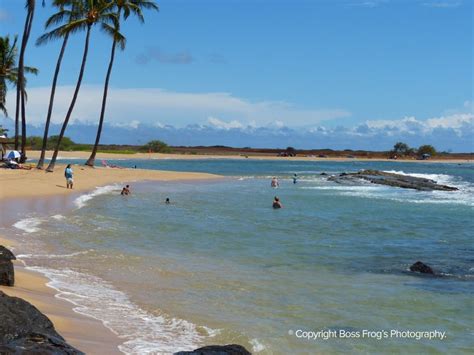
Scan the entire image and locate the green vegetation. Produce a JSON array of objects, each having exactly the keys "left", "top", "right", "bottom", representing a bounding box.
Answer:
[
  {"left": 140, "top": 140, "right": 172, "bottom": 153},
  {"left": 390, "top": 142, "right": 436, "bottom": 159},
  {"left": 418, "top": 144, "right": 436, "bottom": 157},
  {"left": 0, "top": 125, "right": 8, "bottom": 136}
]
